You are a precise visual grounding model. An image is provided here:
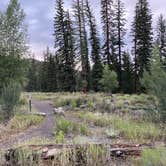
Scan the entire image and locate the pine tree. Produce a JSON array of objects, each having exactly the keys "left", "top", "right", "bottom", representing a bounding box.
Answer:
[
  {"left": 133, "top": 0, "right": 152, "bottom": 77},
  {"left": 26, "top": 54, "right": 37, "bottom": 92},
  {"left": 156, "top": 14, "right": 166, "bottom": 67},
  {"left": 73, "top": 0, "right": 90, "bottom": 92},
  {"left": 63, "top": 11, "right": 76, "bottom": 91},
  {"left": 132, "top": 0, "right": 153, "bottom": 92},
  {"left": 122, "top": 51, "right": 134, "bottom": 93},
  {"left": 54, "top": 0, "right": 76, "bottom": 91},
  {"left": 101, "top": 0, "right": 116, "bottom": 67},
  {"left": 114, "top": 0, "right": 126, "bottom": 90},
  {"left": 132, "top": 5, "right": 139, "bottom": 93},
  {"left": 40, "top": 47, "right": 57, "bottom": 92},
  {"left": 85, "top": 0, "right": 103, "bottom": 91}
]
